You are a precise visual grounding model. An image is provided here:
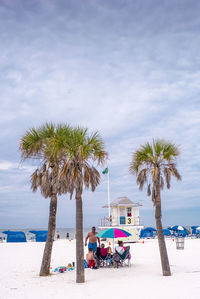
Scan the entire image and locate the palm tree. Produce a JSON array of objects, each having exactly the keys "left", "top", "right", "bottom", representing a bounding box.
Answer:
[
  {"left": 58, "top": 127, "right": 107, "bottom": 283},
  {"left": 129, "top": 139, "right": 181, "bottom": 276},
  {"left": 20, "top": 123, "right": 72, "bottom": 276}
]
